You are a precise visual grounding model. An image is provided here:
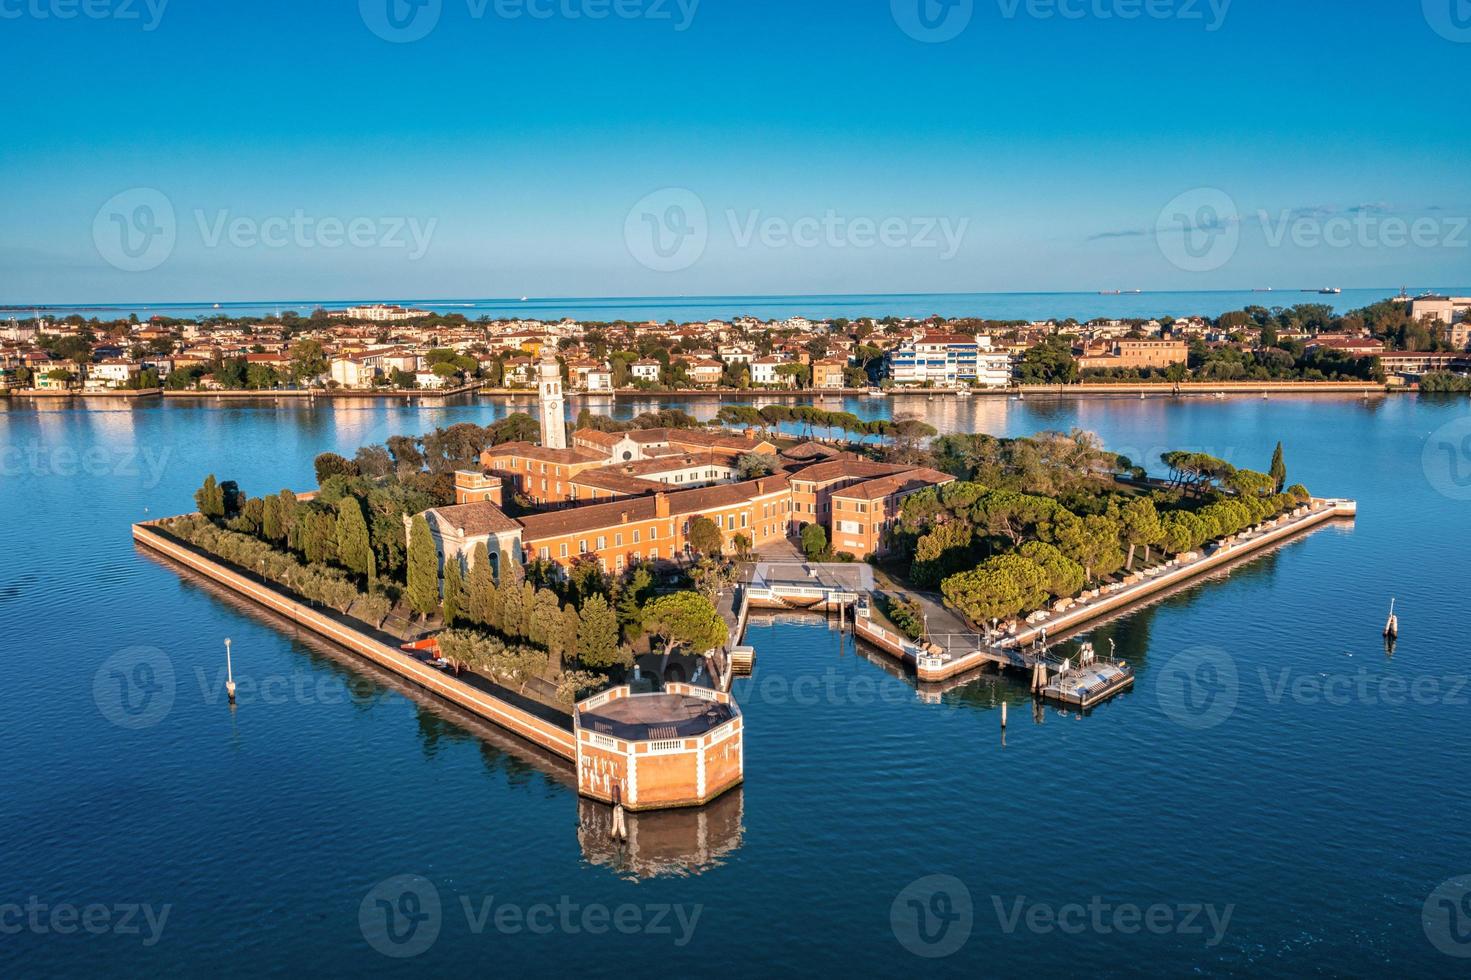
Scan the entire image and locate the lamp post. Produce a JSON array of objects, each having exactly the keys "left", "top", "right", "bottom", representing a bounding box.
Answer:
[{"left": 225, "top": 638, "right": 237, "bottom": 704}]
